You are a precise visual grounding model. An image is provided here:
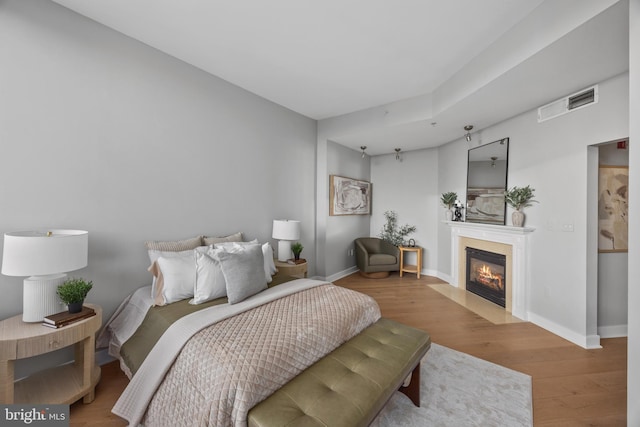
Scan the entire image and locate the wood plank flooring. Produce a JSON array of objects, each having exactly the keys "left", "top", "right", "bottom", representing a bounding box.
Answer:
[{"left": 69, "top": 273, "right": 627, "bottom": 426}]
